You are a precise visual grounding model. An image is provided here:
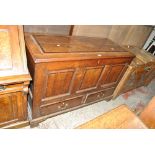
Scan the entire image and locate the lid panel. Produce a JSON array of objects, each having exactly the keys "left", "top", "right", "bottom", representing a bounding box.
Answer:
[
  {"left": 33, "top": 35, "right": 127, "bottom": 53},
  {"left": 0, "top": 26, "right": 29, "bottom": 78}
]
